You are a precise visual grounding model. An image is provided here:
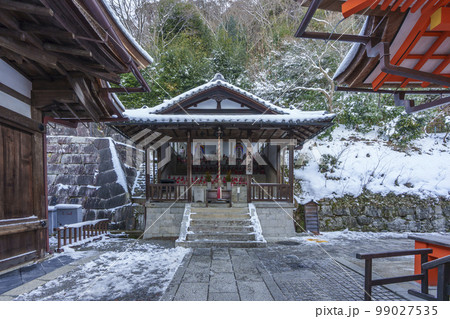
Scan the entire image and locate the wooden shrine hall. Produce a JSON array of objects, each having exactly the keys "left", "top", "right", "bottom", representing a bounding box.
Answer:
[{"left": 110, "top": 74, "right": 335, "bottom": 205}]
